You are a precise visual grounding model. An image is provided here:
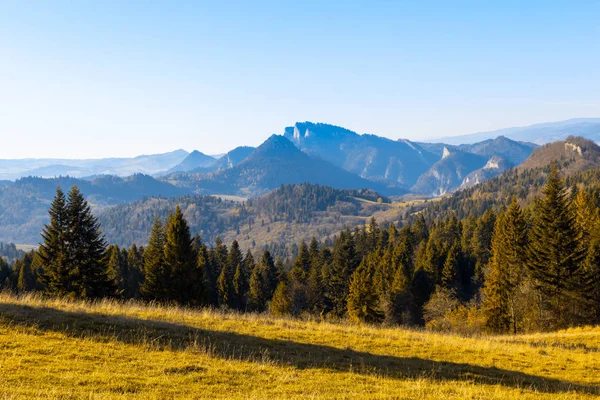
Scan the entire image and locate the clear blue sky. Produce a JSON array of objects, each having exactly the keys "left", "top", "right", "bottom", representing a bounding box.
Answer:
[{"left": 1, "top": 0, "right": 599, "bottom": 158}]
